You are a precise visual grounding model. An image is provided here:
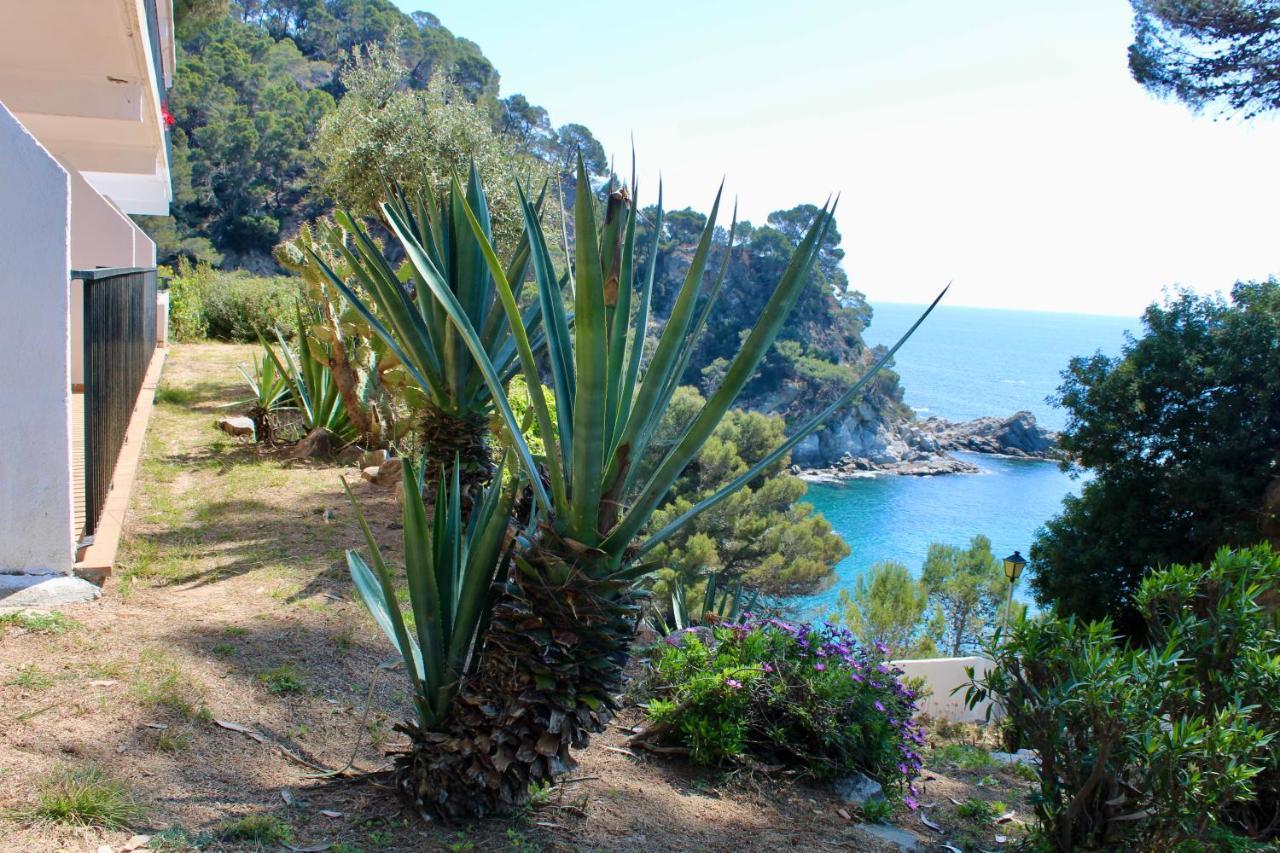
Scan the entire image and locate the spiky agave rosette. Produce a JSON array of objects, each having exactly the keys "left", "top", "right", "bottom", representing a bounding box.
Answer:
[
  {"left": 394, "top": 533, "right": 639, "bottom": 819},
  {"left": 339, "top": 159, "right": 945, "bottom": 821}
]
